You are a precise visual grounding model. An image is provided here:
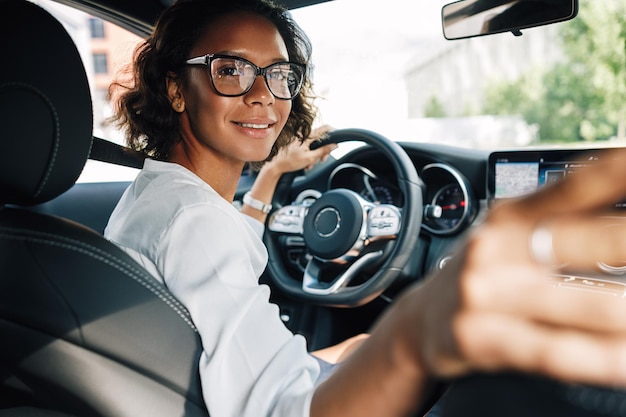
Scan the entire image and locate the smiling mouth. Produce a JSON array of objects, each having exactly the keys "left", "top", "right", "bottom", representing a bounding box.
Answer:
[{"left": 236, "top": 122, "right": 272, "bottom": 129}]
